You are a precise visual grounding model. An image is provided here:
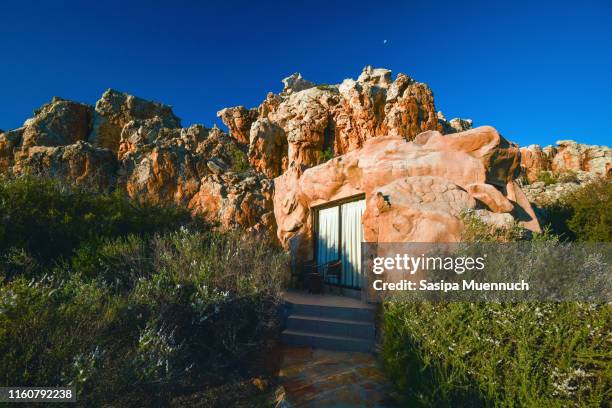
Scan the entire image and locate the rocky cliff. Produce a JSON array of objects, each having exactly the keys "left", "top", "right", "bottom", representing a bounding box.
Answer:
[
  {"left": 1, "top": 66, "right": 608, "bottom": 246},
  {"left": 217, "top": 66, "right": 473, "bottom": 178},
  {"left": 520, "top": 141, "right": 611, "bottom": 184},
  {"left": 0, "top": 91, "right": 275, "bottom": 238}
]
